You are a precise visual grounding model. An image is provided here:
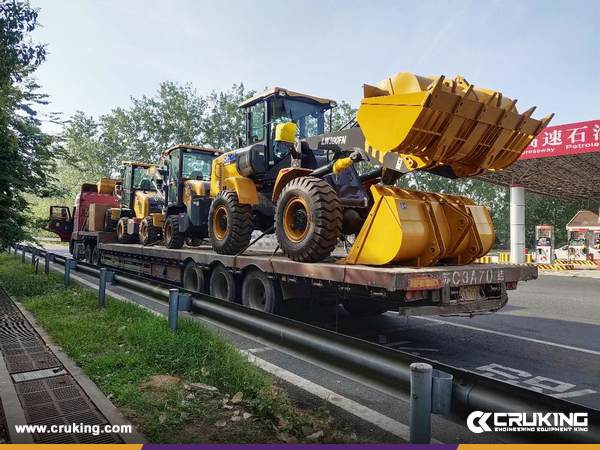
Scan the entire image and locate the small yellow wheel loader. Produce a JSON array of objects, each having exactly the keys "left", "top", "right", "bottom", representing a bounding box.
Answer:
[
  {"left": 158, "top": 145, "right": 223, "bottom": 249},
  {"left": 208, "top": 72, "right": 553, "bottom": 266},
  {"left": 104, "top": 161, "right": 163, "bottom": 244}
]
